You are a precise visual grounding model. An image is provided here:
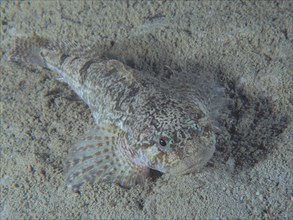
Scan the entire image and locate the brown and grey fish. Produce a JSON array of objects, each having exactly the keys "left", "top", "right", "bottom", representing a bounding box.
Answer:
[{"left": 8, "top": 36, "right": 227, "bottom": 191}]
